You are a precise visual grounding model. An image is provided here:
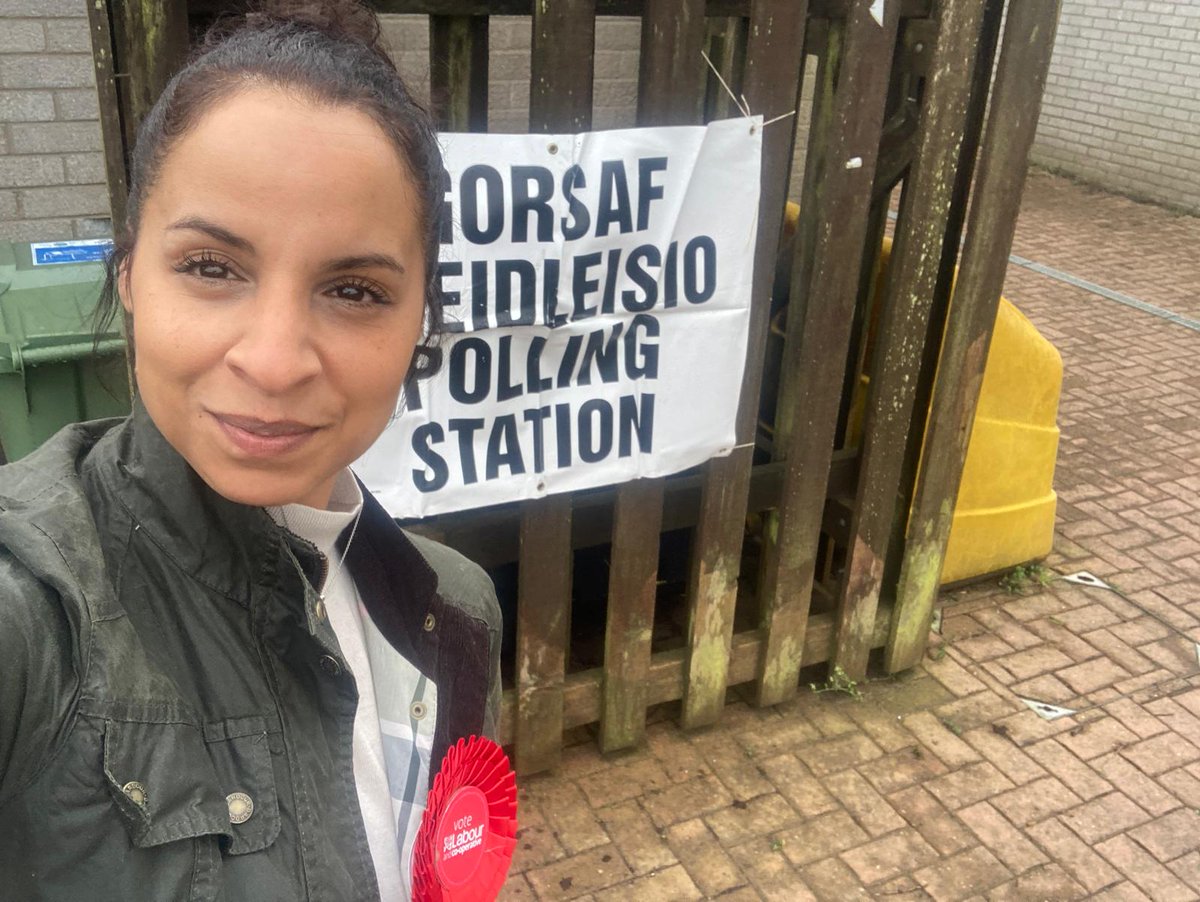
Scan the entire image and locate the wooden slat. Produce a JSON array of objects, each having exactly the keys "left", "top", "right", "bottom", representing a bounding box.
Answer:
[
  {"left": 638, "top": 0, "right": 708, "bottom": 126},
  {"left": 108, "top": 1, "right": 189, "bottom": 160},
  {"left": 514, "top": 0, "right": 597, "bottom": 776},
  {"left": 832, "top": 191, "right": 892, "bottom": 450},
  {"left": 664, "top": 0, "right": 792, "bottom": 729},
  {"left": 888, "top": 0, "right": 1062, "bottom": 671},
  {"left": 752, "top": 17, "right": 838, "bottom": 694},
  {"left": 767, "top": 16, "right": 838, "bottom": 453},
  {"left": 598, "top": 0, "right": 707, "bottom": 744},
  {"left": 86, "top": 1, "right": 128, "bottom": 236},
  {"left": 94, "top": 0, "right": 187, "bottom": 220},
  {"left": 869, "top": 19, "right": 935, "bottom": 198},
  {"left": 879, "top": 0, "right": 1006, "bottom": 624},
  {"left": 599, "top": 479, "right": 665, "bottom": 751},
  {"left": 430, "top": 15, "right": 489, "bottom": 132},
  {"left": 680, "top": 0, "right": 810, "bottom": 731},
  {"left": 99, "top": 0, "right": 187, "bottom": 398},
  {"left": 831, "top": 37, "right": 915, "bottom": 446},
  {"left": 832, "top": 0, "right": 990, "bottom": 681},
  {"left": 515, "top": 499, "right": 572, "bottom": 773},
  {"left": 702, "top": 15, "right": 748, "bottom": 122},
  {"left": 500, "top": 602, "right": 894, "bottom": 744},
  {"left": 600, "top": 2, "right": 747, "bottom": 751},
  {"left": 529, "top": 1, "right": 596, "bottom": 132},
  {"left": 755, "top": 0, "right": 901, "bottom": 706}
]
